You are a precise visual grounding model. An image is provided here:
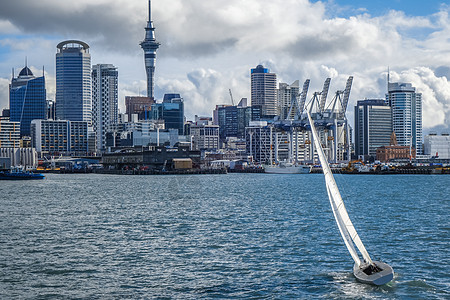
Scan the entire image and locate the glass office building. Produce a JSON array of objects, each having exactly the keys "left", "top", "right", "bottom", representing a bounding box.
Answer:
[
  {"left": 251, "top": 64, "right": 277, "bottom": 118},
  {"left": 151, "top": 94, "right": 184, "bottom": 135},
  {"left": 9, "top": 66, "right": 47, "bottom": 137},
  {"left": 354, "top": 99, "right": 392, "bottom": 159},
  {"left": 386, "top": 82, "right": 423, "bottom": 154},
  {"left": 56, "top": 40, "right": 92, "bottom": 124}
]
